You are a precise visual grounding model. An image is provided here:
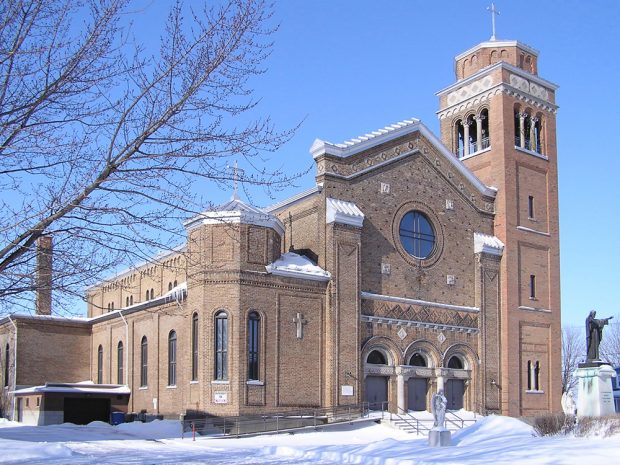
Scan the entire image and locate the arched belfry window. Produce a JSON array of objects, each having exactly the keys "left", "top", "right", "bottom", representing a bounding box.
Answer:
[
  {"left": 97, "top": 345, "right": 103, "bottom": 384},
  {"left": 514, "top": 108, "right": 543, "bottom": 155},
  {"left": 367, "top": 350, "right": 387, "bottom": 365},
  {"left": 480, "top": 108, "right": 490, "bottom": 150},
  {"left": 168, "top": 330, "right": 177, "bottom": 386},
  {"left": 247, "top": 311, "right": 260, "bottom": 380},
  {"left": 214, "top": 311, "right": 228, "bottom": 380},
  {"left": 140, "top": 336, "right": 148, "bottom": 387}
]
